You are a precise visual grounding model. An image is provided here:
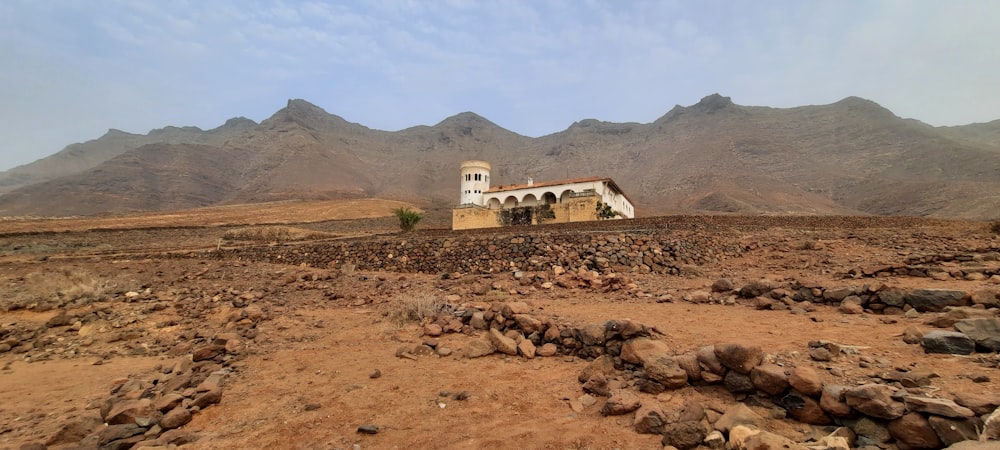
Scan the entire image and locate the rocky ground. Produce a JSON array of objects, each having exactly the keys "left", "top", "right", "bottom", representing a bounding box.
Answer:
[{"left": 1, "top": 212, "right": 999, "bottom": 450}]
